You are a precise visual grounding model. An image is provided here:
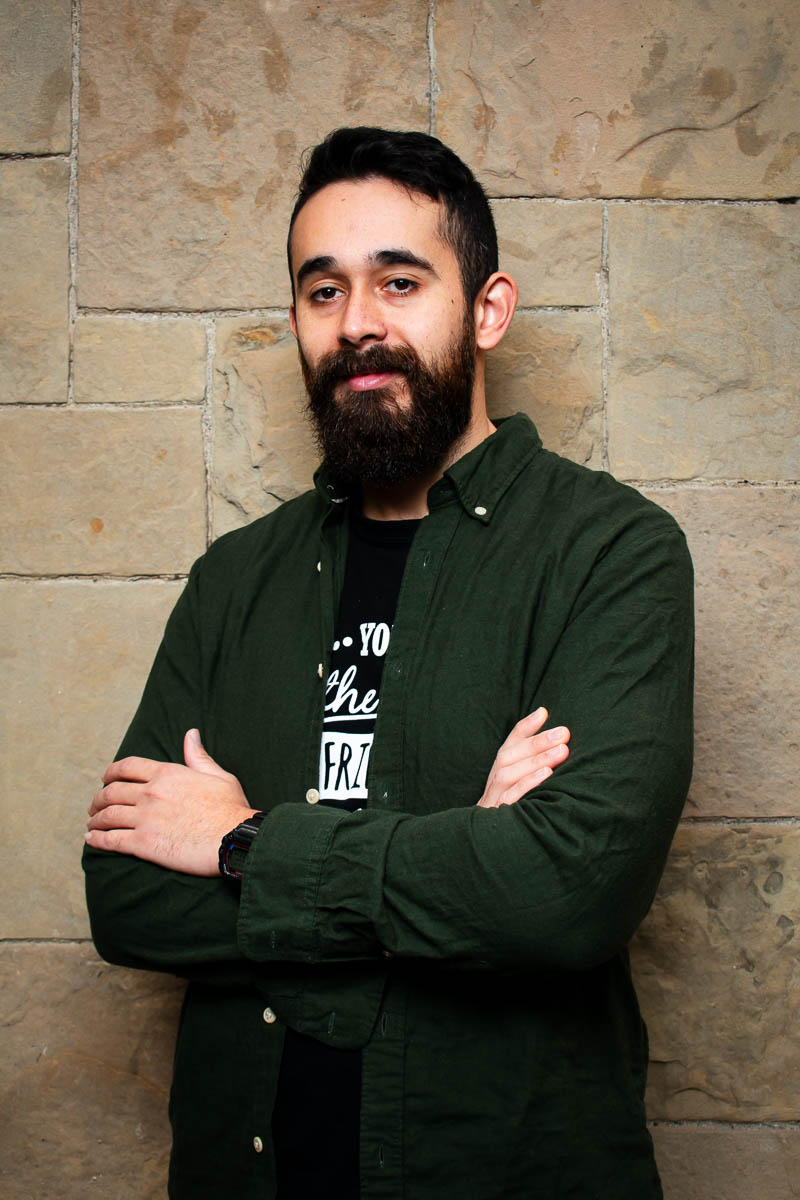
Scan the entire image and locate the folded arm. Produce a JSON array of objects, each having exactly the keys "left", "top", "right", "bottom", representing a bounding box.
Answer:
[
  {"left": 84, "top": 521, "right": 692, "bottom": 980},
  {"left": 86, "top": 708, "right": 569, "bottom": 871},
  {"left": 237, "top": 525, "right": 693, "bottom": 973}
]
